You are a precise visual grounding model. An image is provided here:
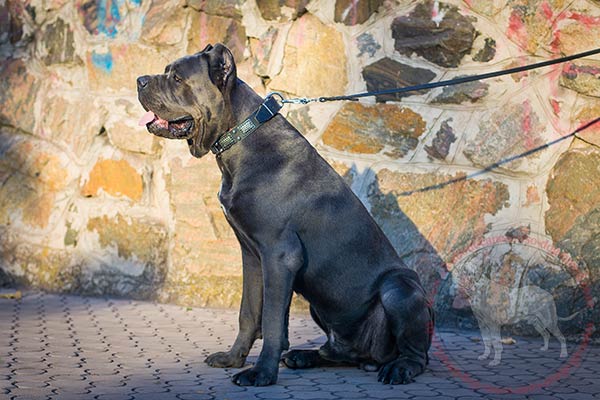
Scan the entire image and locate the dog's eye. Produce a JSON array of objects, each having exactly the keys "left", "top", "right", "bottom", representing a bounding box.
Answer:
[{"left": 173, "top": 74, "right": 183, "bottom": 83}]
